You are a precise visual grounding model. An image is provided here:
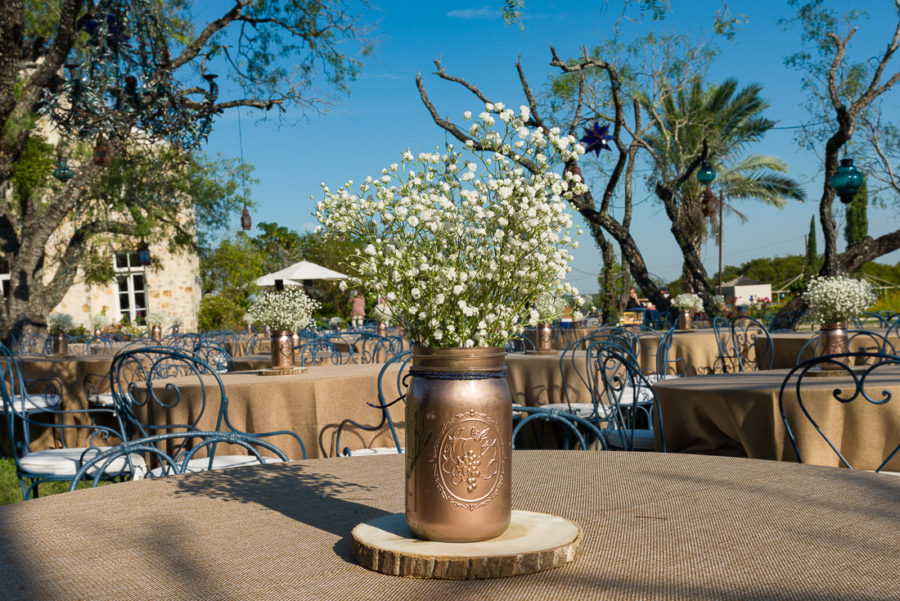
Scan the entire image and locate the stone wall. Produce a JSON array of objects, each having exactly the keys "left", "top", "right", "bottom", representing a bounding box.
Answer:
[{"left": 51, "top": 242, "right": 200, "bottom": 332}]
